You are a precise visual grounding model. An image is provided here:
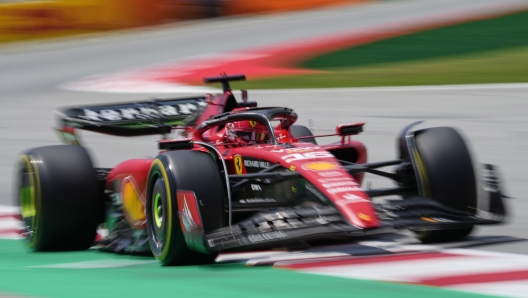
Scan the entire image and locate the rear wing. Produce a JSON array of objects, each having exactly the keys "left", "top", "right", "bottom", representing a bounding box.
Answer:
[{"left": 56, "top": 97, "right": 206, "bottom": 137}]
